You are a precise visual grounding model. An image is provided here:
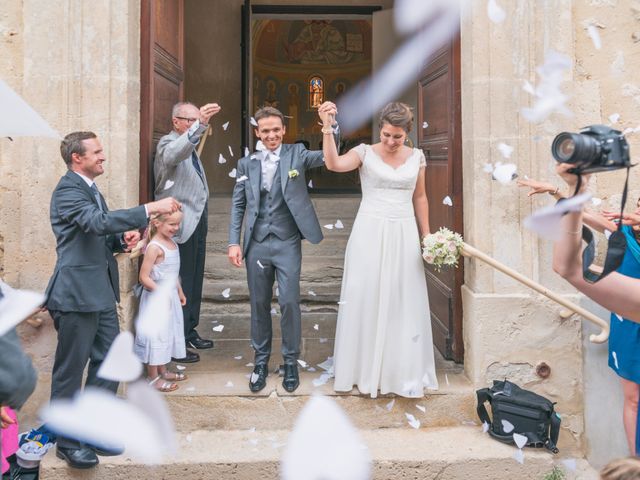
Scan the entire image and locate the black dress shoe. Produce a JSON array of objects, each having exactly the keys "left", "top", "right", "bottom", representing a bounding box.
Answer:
[
  {"left": 249, "top": 364, "right": 268, "bottom": 392},
  {"left": 56, "top": 445, "right": 99, "bottom": 469},
  {"left": 282, "top": 363, "right": 300, "bottom": 393},
  {"left": 87, "top": 442, "right": 125, "bottom": 456},
  {"left": 171, "top": 349, "right": 200, "bottom": 363},
  {"left": 187, "top": 337, "right": 214, "bottom": 350}
]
